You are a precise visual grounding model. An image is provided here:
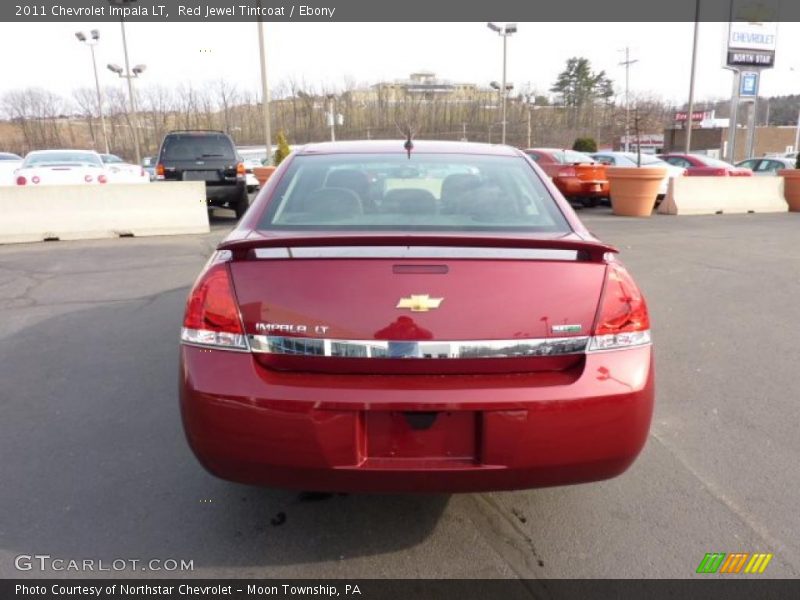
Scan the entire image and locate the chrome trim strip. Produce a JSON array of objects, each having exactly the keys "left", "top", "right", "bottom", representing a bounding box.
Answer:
[
  {"left": 247, "top": 334, "right": 590, "bottom": 358},
  {"left": 253, "top": 246, "right": 579, "bottom": 261}
]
